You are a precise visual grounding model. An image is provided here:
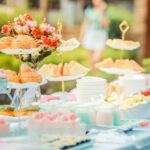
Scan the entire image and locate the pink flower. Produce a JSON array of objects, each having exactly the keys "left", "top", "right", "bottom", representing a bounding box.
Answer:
[
  {"left": 22, "top": 25, "right": 29, "bottom": 34},
  {"left": 14, "top": 25, "right": 23, "bottom": 34},
  {"left": 1, "top": 25, "right": 11, "bottom": 35},
  {"left": 70, "top": 114, "right": 77, "bottom": 121},
  {"left": 55, "top": 34, "right": 62, "bottom": 40},
  {"left": 40, "top": 23, "right": 55, "bottom": 33},
  {"left": 26, "top": 20, "right": 37, "bottom": 29}
]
